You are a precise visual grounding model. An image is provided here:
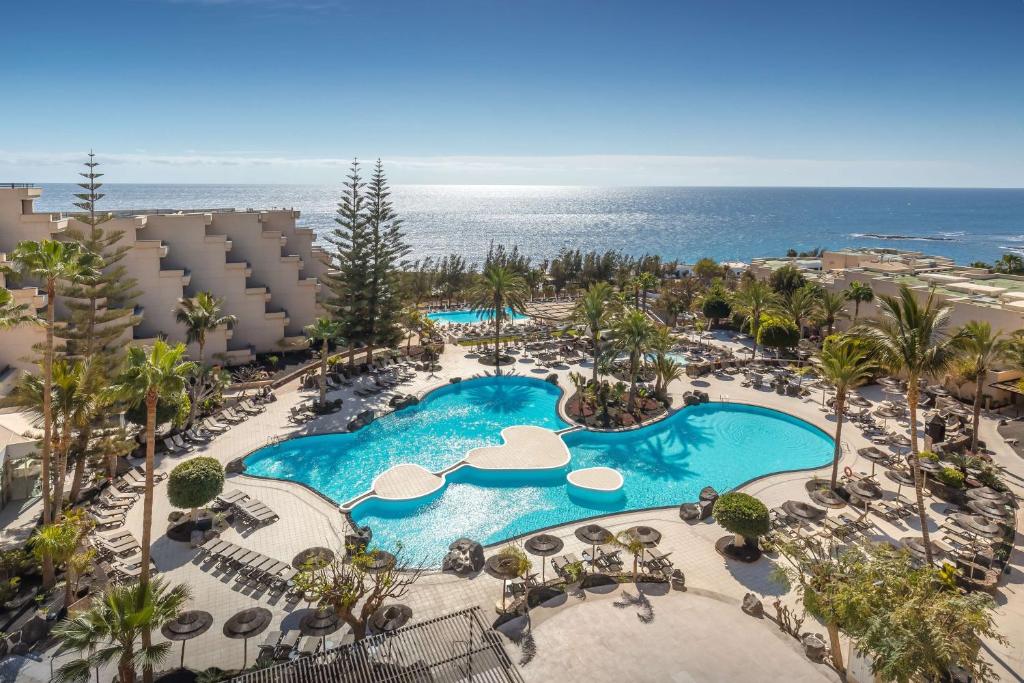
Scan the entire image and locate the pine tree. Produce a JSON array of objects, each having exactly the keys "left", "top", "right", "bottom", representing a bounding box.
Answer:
[
  {"left": 322, "top": 160, "right": 372, "bottom": 366},
  {"left": 59, "top": 153, "right": 140, "bottom": 501},
  {"left": 362, "top": 160, "right": 410, "bottom": 365}
]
